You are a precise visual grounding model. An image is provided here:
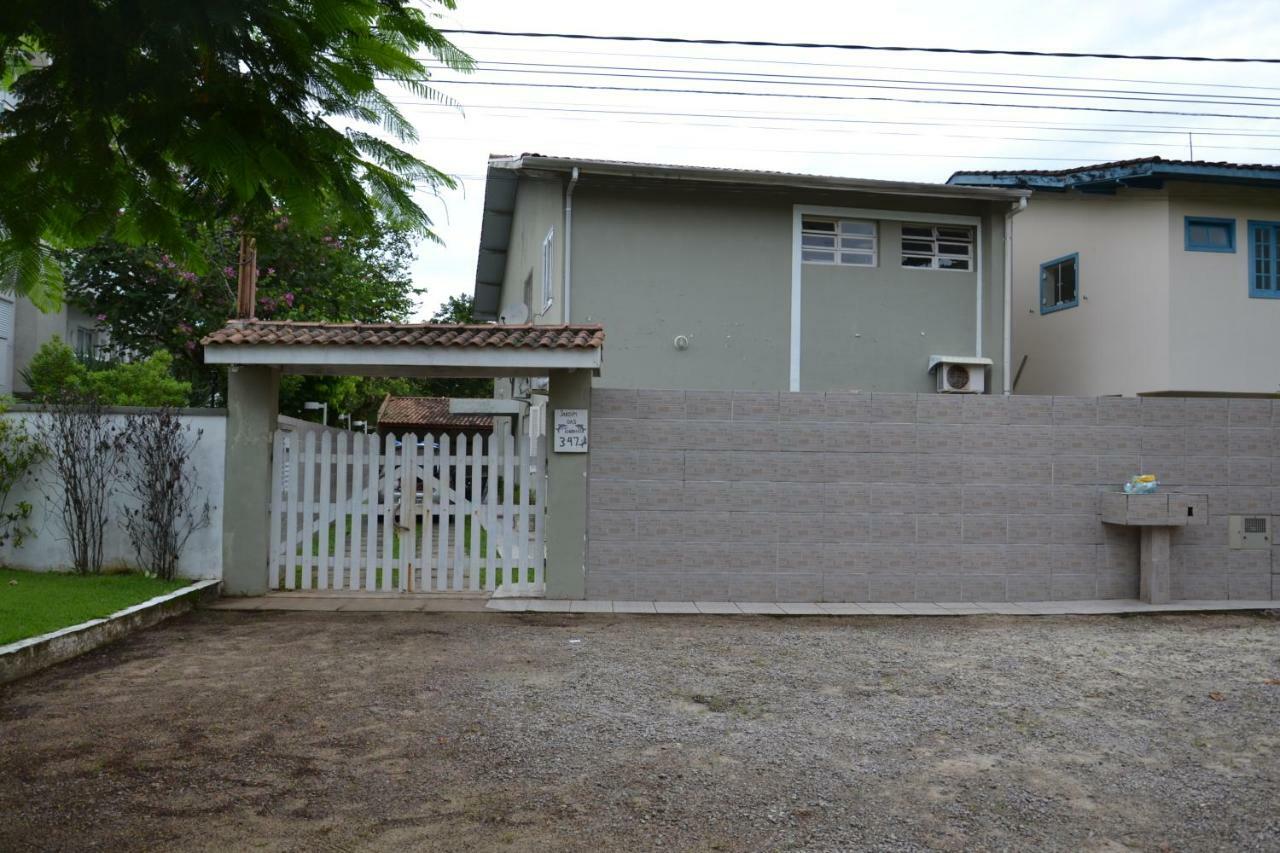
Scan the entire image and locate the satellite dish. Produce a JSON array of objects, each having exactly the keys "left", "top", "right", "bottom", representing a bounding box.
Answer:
[{"left": 501, "top": 304, "right": 530, "bottom": 324}]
